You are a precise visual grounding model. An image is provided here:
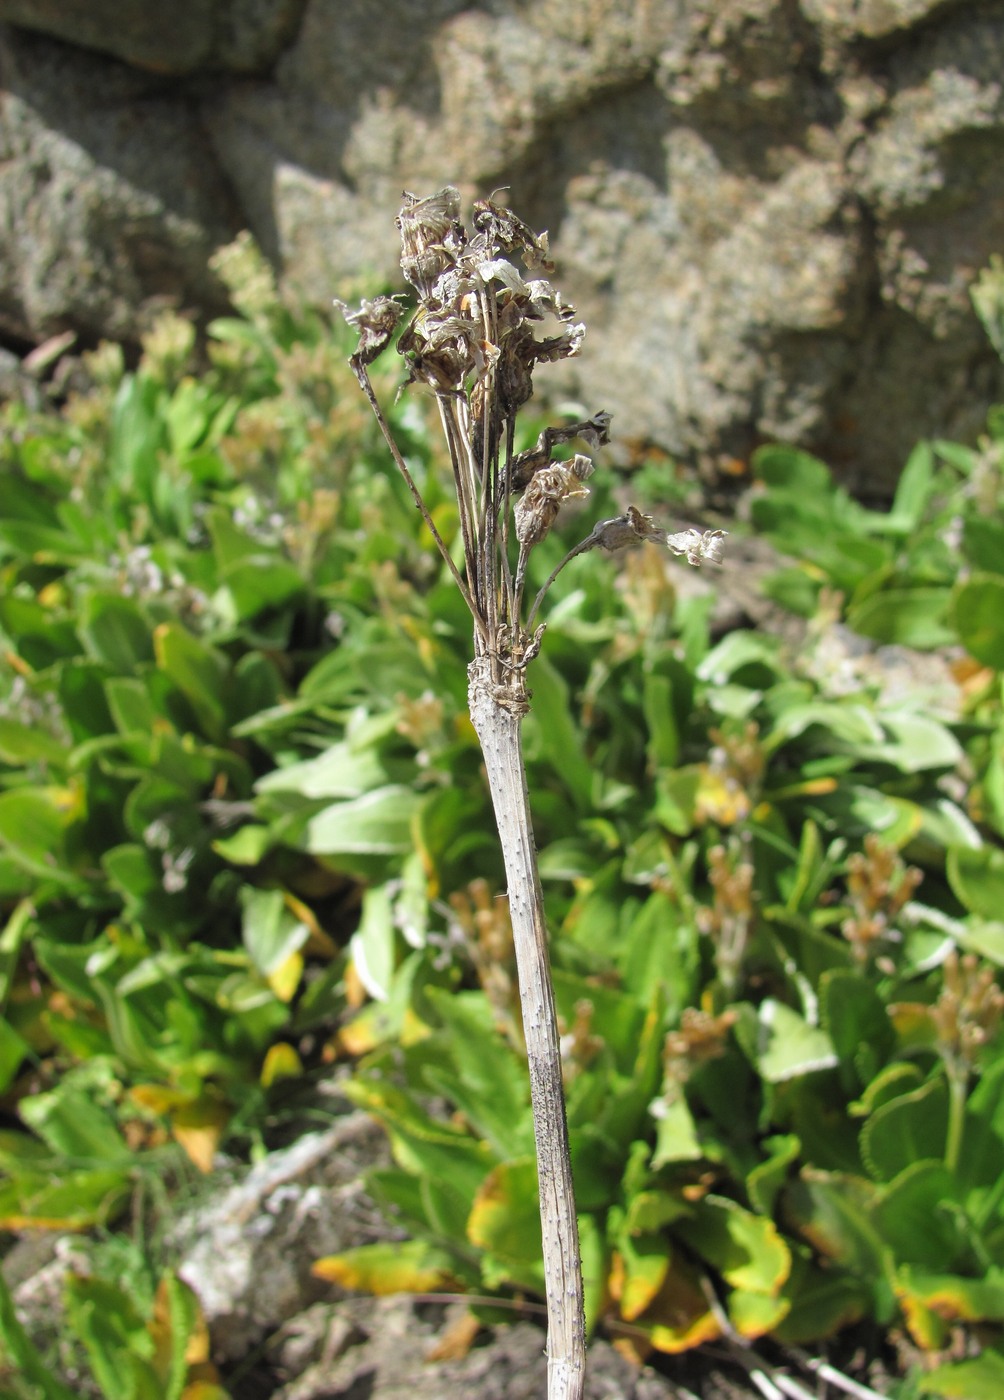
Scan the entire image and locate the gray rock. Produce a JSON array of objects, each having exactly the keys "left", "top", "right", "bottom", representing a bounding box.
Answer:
[
  {"left": 0, "top": 27, "right": 238, "bottom": 341},
  {"left": 0, "top": 0, "right": 305, "bottom": 74},
  {"left": 174, "top": 1111, "right": 392, "bottom": 1363},
  {"left": 2, "top": 0, "right": 1003, "bottom": 489}
]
